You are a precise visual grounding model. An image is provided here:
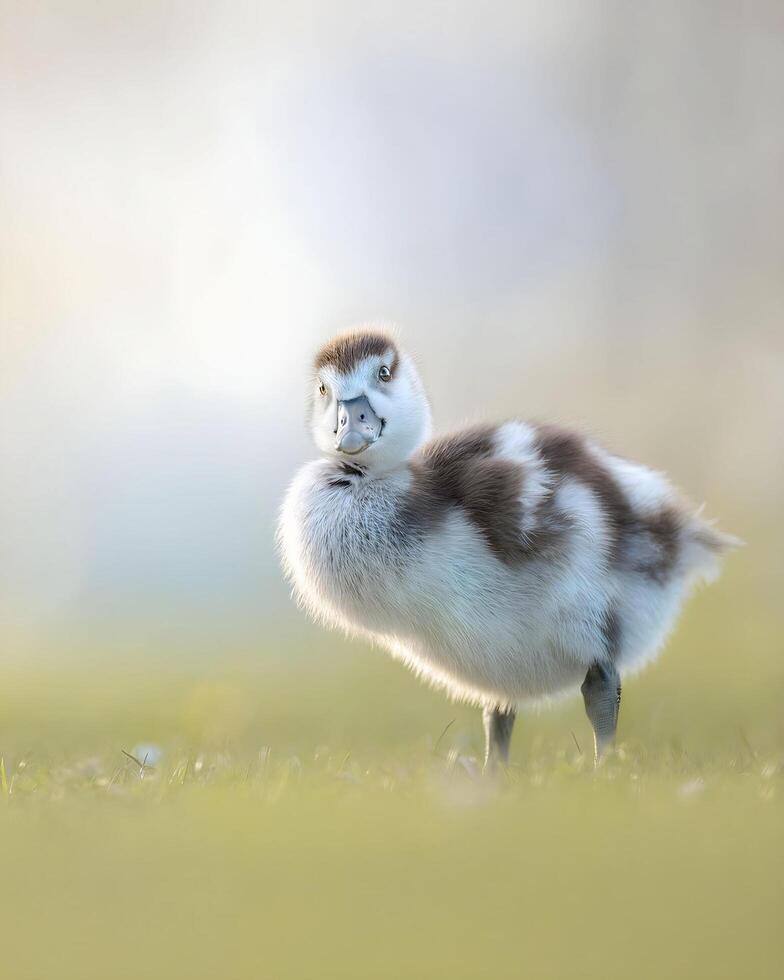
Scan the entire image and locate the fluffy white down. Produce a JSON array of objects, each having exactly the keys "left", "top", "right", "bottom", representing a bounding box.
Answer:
[{"left": 278, "top": 419, "right": 727, "bottom": 710}]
